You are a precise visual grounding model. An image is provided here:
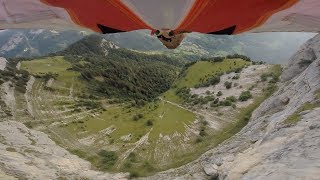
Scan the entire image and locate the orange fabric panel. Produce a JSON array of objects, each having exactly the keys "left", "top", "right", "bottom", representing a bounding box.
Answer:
[
  {"left": 177, "top": 0, "right": 298, "bottom": 34},
  {"left": 41, "top": 0, "right": 152, "bottom": 32}
]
